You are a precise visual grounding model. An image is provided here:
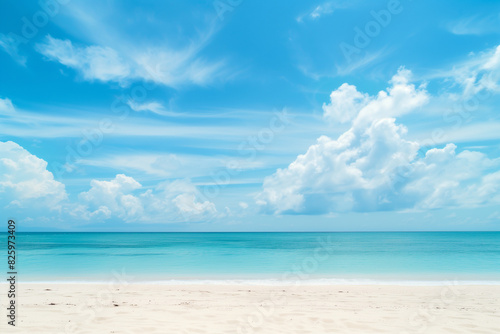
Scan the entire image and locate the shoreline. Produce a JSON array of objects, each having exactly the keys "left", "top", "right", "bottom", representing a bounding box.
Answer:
[{"left": 4, "top": 278, "right": 500, "bottom": 286}]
